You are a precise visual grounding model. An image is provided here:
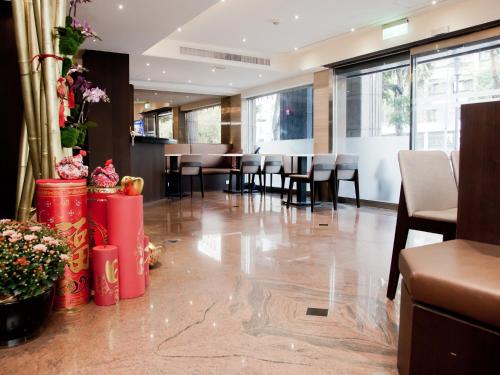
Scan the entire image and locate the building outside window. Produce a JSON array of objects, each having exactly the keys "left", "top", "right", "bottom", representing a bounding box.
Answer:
[
  {"left": 185, "top": 105, "right": 221, "bottom": 144},
  {"left": 158, "top": 111, "right": 173, "bottom": 139}
]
